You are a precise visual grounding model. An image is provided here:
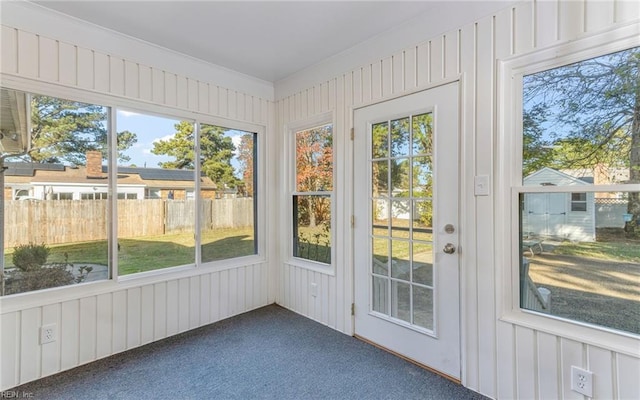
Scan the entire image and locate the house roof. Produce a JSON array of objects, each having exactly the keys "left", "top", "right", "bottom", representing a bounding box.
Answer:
[
  {"left": 3, "top": 162, "right": 216, "bottom": 189},
  {"left": 524, "top": 167, "right": 592, "bottom": 186}
]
